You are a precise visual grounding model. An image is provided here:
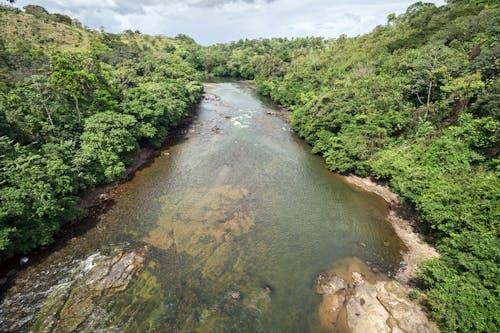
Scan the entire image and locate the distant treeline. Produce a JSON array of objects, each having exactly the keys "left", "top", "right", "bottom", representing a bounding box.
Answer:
[
  {"left": 0, "top": 1, "right": 499, "bottom": 332},
  {"left": 199, "top": 1, "right": 499, "bottom": 332}
]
